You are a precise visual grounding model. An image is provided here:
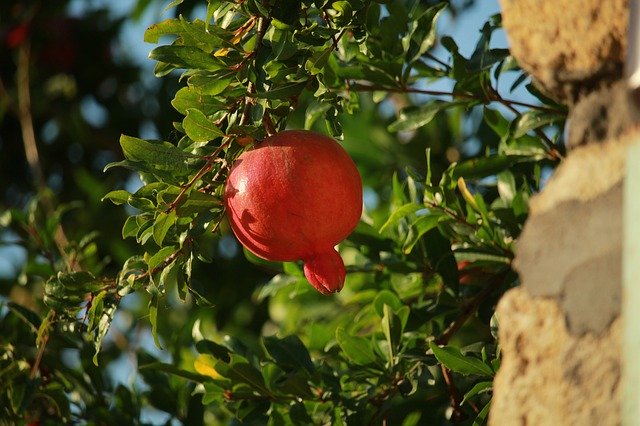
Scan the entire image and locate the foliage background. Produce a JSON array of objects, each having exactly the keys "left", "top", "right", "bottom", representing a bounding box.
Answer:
[{"left": 0, "top": 0, "right": 566, "bottom": 424}]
